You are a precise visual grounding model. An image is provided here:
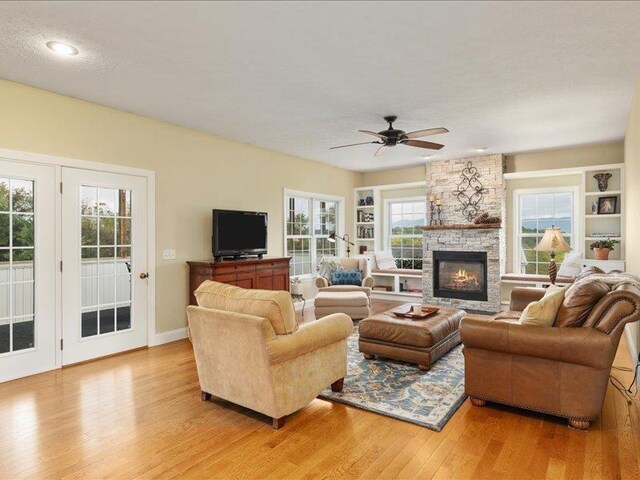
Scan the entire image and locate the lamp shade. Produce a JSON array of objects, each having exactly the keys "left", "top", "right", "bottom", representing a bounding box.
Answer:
[
  {"left": 534, "top": 227, "right": 572, "bottom": 253},
  {"left": 327, "top": 232, "right": 336, "bottom": 243}
]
